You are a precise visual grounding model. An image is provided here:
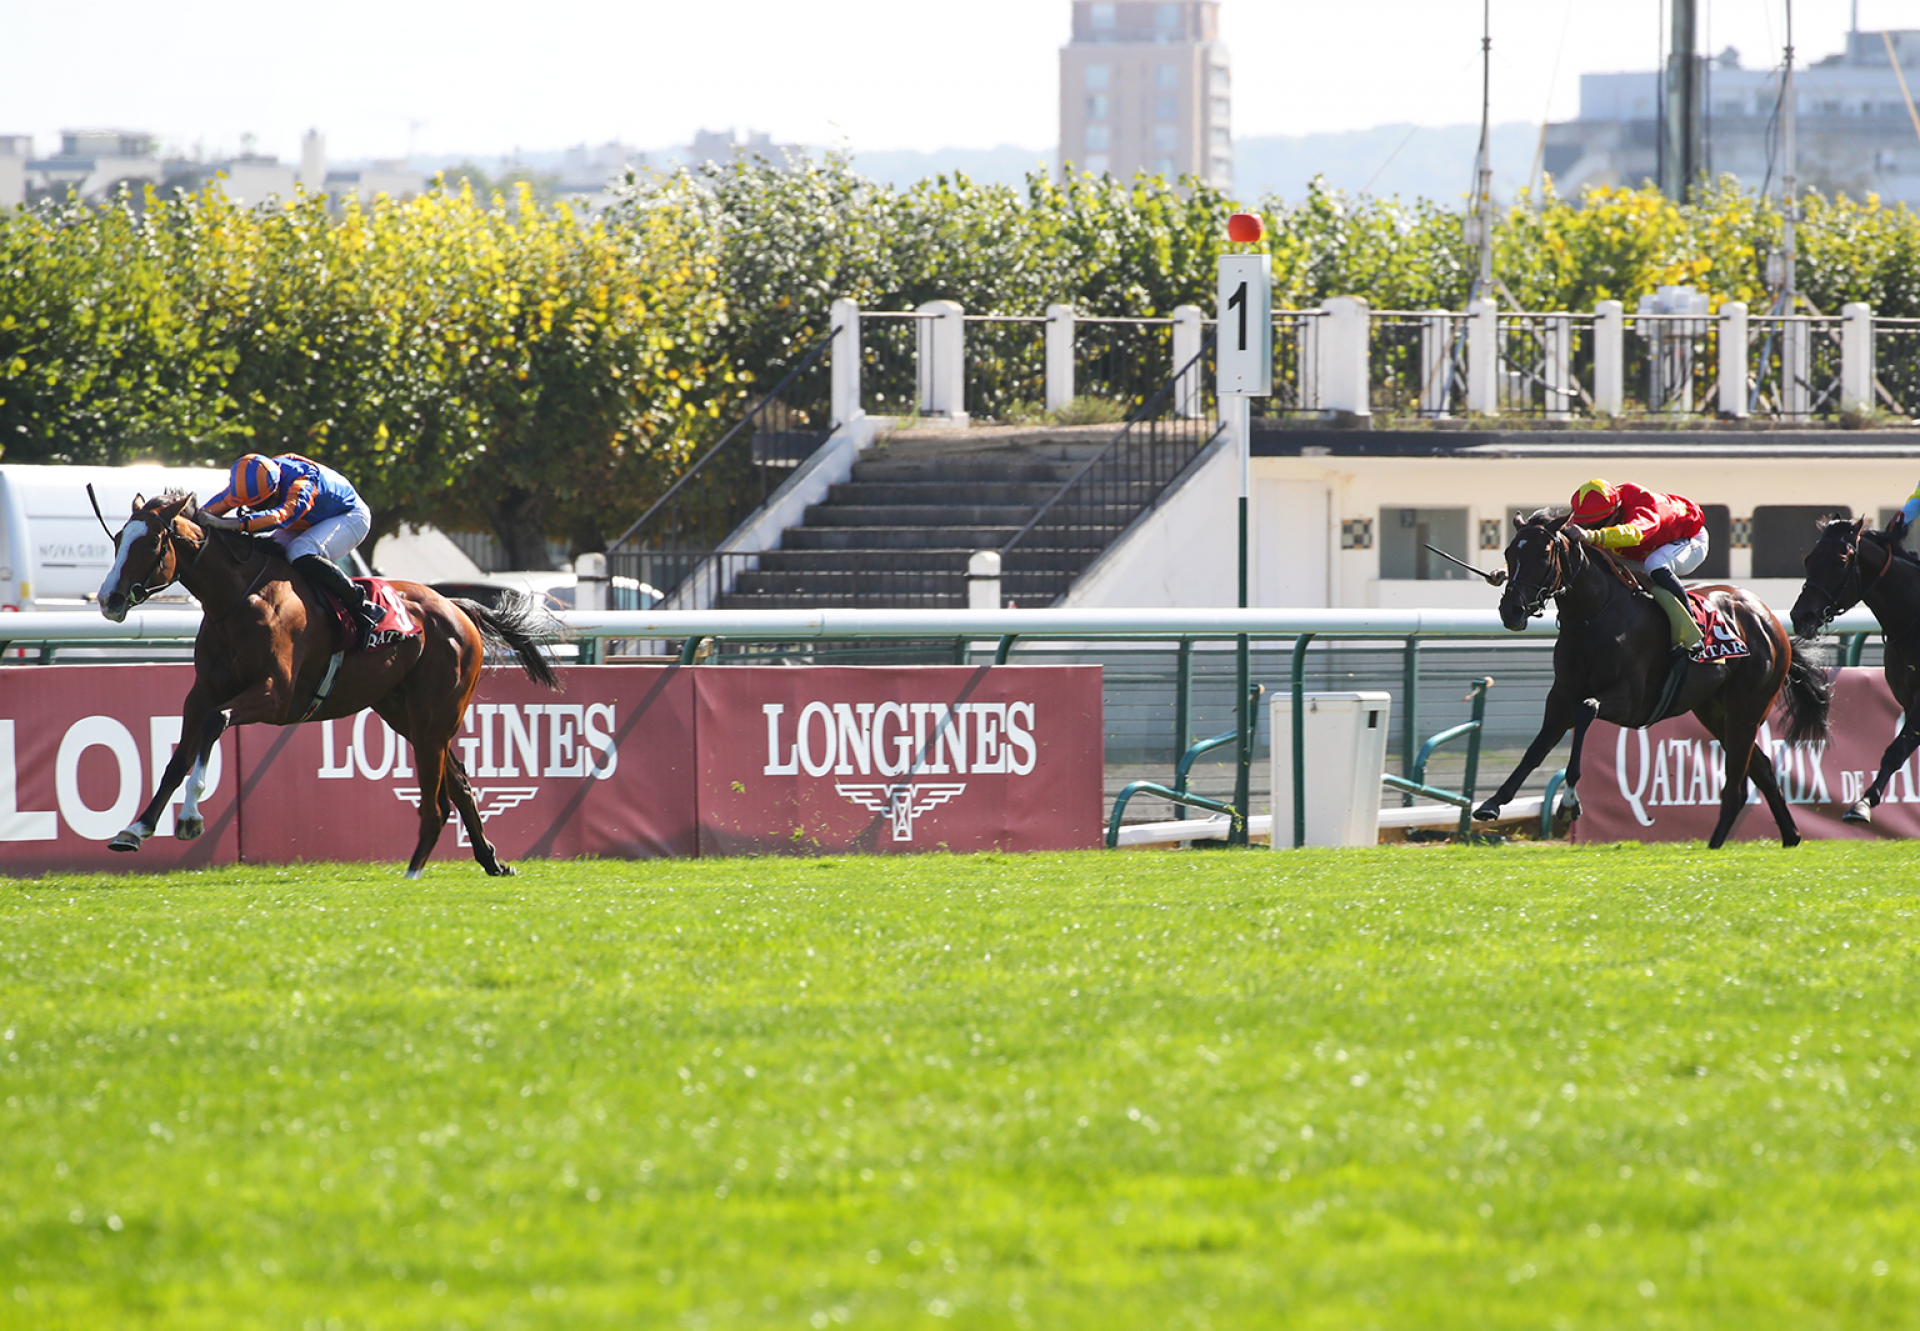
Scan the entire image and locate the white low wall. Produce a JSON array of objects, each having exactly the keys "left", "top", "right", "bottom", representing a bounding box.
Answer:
[{"left": 1063, "top": 431, "right": 1239, "bottom": 609}]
